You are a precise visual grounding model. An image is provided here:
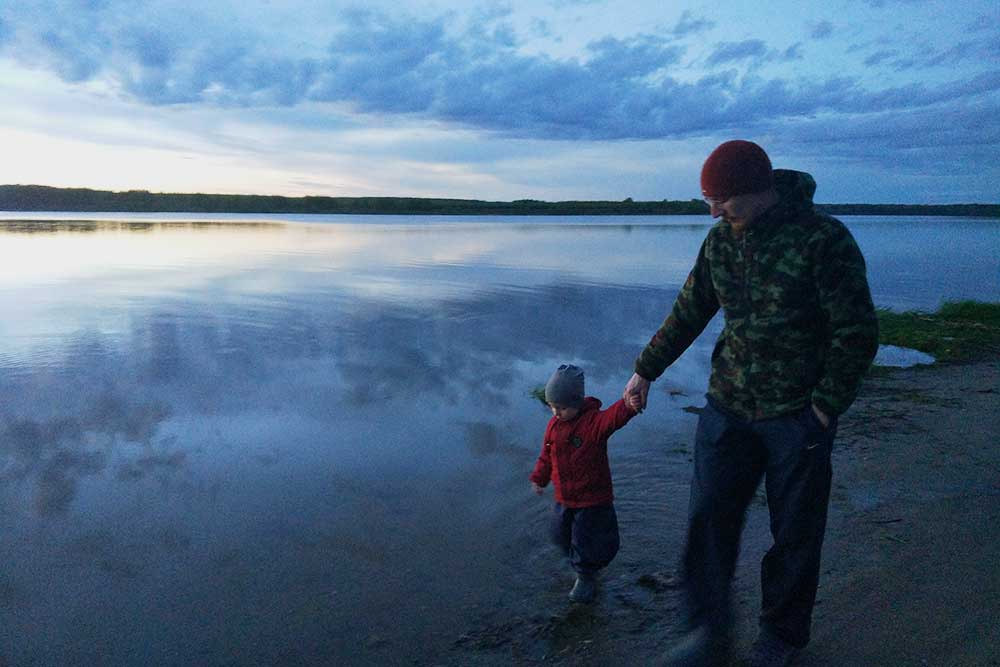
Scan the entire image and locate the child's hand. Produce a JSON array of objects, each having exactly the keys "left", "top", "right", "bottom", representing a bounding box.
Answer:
[
  {"left": 628, "top": 393, "right": 644, "bottom": 414},
  {"left": 623, "top": 373, "right": 650, "bottom": 413},
  {"left": 531, "top": 482, "right": 545, "bottom": 496}
]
